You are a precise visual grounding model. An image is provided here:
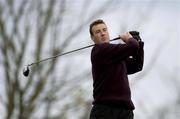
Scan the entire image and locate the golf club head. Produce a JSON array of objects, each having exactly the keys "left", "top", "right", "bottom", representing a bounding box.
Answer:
[{"left": 23, "top": 66, "right": 30, "bottom": 77}]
